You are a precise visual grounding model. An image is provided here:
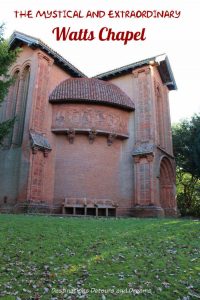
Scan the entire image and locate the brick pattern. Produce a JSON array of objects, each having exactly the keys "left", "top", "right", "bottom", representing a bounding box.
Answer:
[
  {"left": 0, "top": 43, "right": 177, "bottom": 217},
  {"left": 32, "top": 53, "right": 52, "bottom": 133},
  {"left": 136, "top": 69, "right": 151, "bottom": 142},
  {"left": 49, "top": 78, "right": 135, "bottom": 111},
  {"left": 28, "top": 52, "right": 53, "bottom": 202},
  {"left": 154, "top": 82, "right": 165, "bottom": 148},
  {"left": 139, "top": 162, "right": 151, "bottom": 204},
  {"left": 131, "top": 66, "right": 176, "bottom": 215},
  {"left": 153, "top": 69, "right": 173, "bottom": 156},
  {"left": 29, "top": 151, "right": 45, "bottom": 201},
  {"left": 54, "top": 134, "right": 124, "bottom": 207},
  {"left": 134, "top": 155, "right": 154, "bottom": 206},
  {"left": 160, "top": 157, "right": 176, "bottom": 210},
  {"left": 163, "top": 86, "right": 173, "bottom": 155},
  {"left": 12, "top": 66, "right": 31, "bottom": 146},
  {"left": 52, "top": 104, "right": 129, "bottom": 135}
]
